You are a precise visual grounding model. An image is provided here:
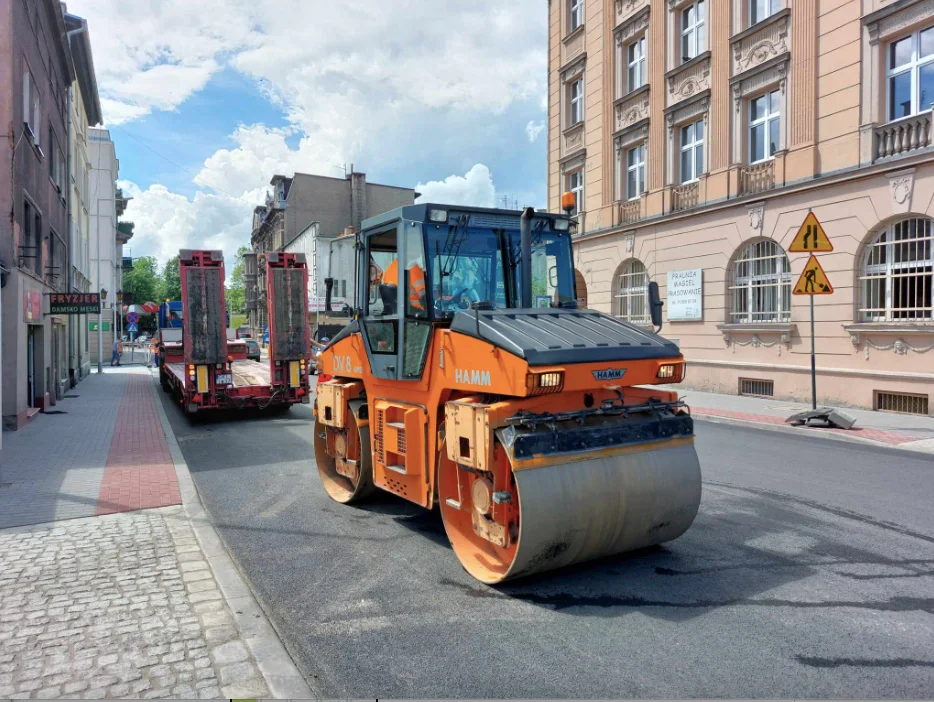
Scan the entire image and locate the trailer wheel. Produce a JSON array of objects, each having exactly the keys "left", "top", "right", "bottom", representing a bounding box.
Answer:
[{"left": 160, "top": 367, "right": 170, "bottom": 393}]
